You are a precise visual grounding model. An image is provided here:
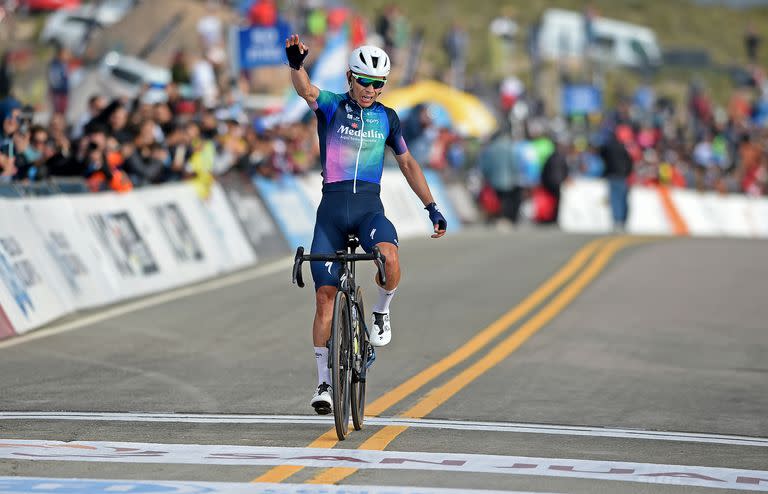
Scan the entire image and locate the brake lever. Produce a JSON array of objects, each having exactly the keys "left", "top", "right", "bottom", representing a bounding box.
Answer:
[{"left": 292, "top": 247, "right": 305, "bottom": 288}]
